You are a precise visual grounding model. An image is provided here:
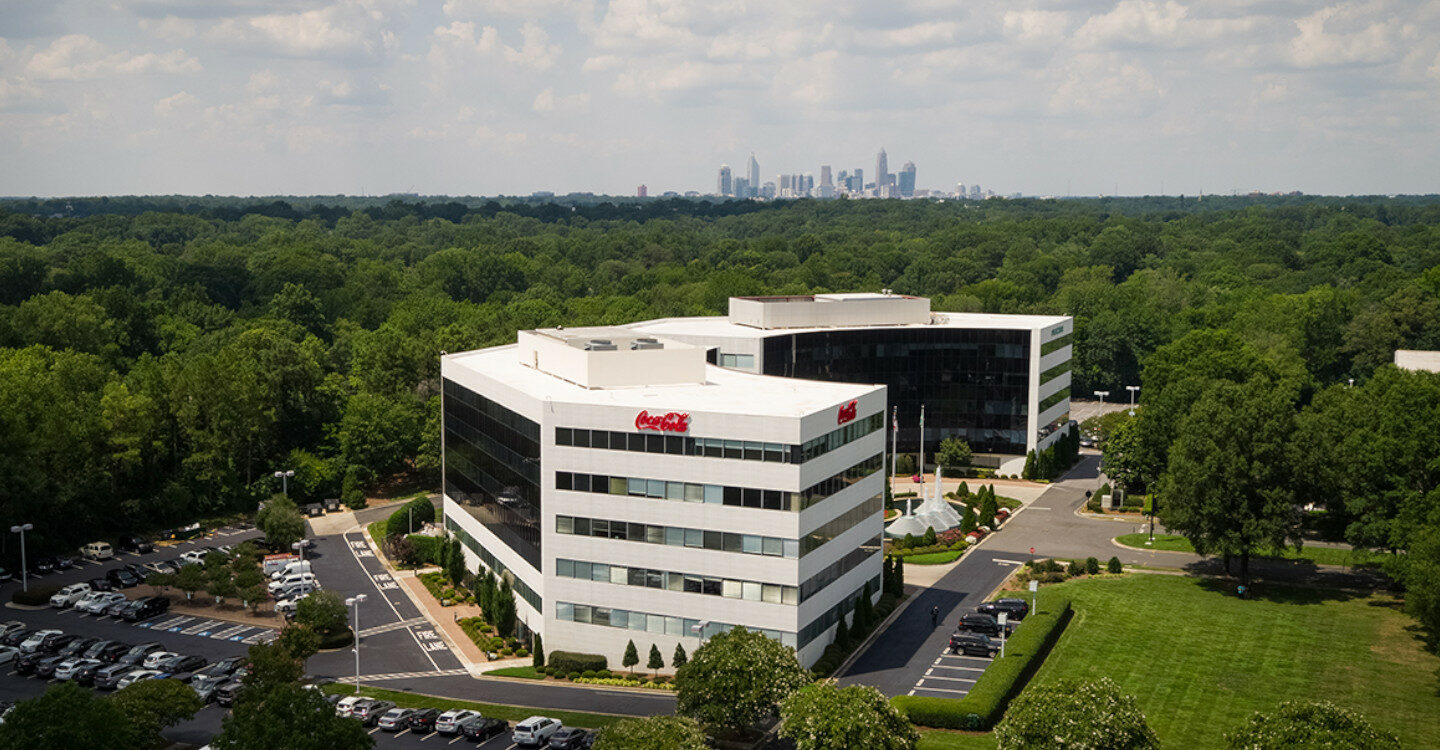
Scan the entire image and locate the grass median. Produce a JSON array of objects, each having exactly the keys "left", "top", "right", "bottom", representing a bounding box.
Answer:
[
  {"left": 1114, "top": 533, "right": 1385, "bottom": 567},
  {"left": 322, "top": 683, "right": 628, "bottom": 729}
]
